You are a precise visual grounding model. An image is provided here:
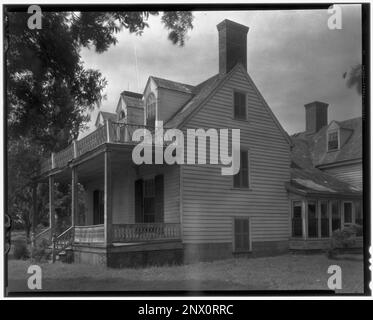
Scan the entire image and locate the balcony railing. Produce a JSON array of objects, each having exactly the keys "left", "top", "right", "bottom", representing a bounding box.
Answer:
[
  {"left": 112, "top": 223, "right": 181, "bottom": 243},
  {"left": 74, "top": 224, "right": 105, "bottom": 243},
  {"left": 73, "top": 223, "right": 181, "bottom": 244},
  {"left": 39, "top": 120, "right": 154, "bottom": 175}
]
